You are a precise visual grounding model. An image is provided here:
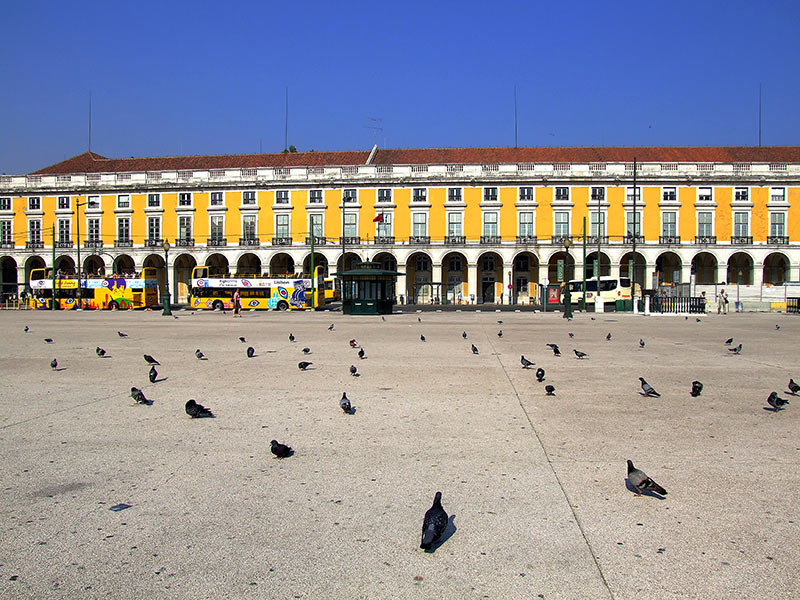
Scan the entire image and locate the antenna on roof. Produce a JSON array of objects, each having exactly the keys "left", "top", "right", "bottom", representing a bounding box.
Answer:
[
  {"left": 284, "top": 87, "right": 289, "bottom": 152},
  {"left": 88, "top": 90, "right": 92, "bottom": 153},
  {"left": 758, "top": 82, "right": 762, "bottom": 147},
  {"left": 365, "top": 118, "right": 383, "bottom": 147},
  {"left": 514, "top": 84, "right": 518, "bottom": 148}
]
